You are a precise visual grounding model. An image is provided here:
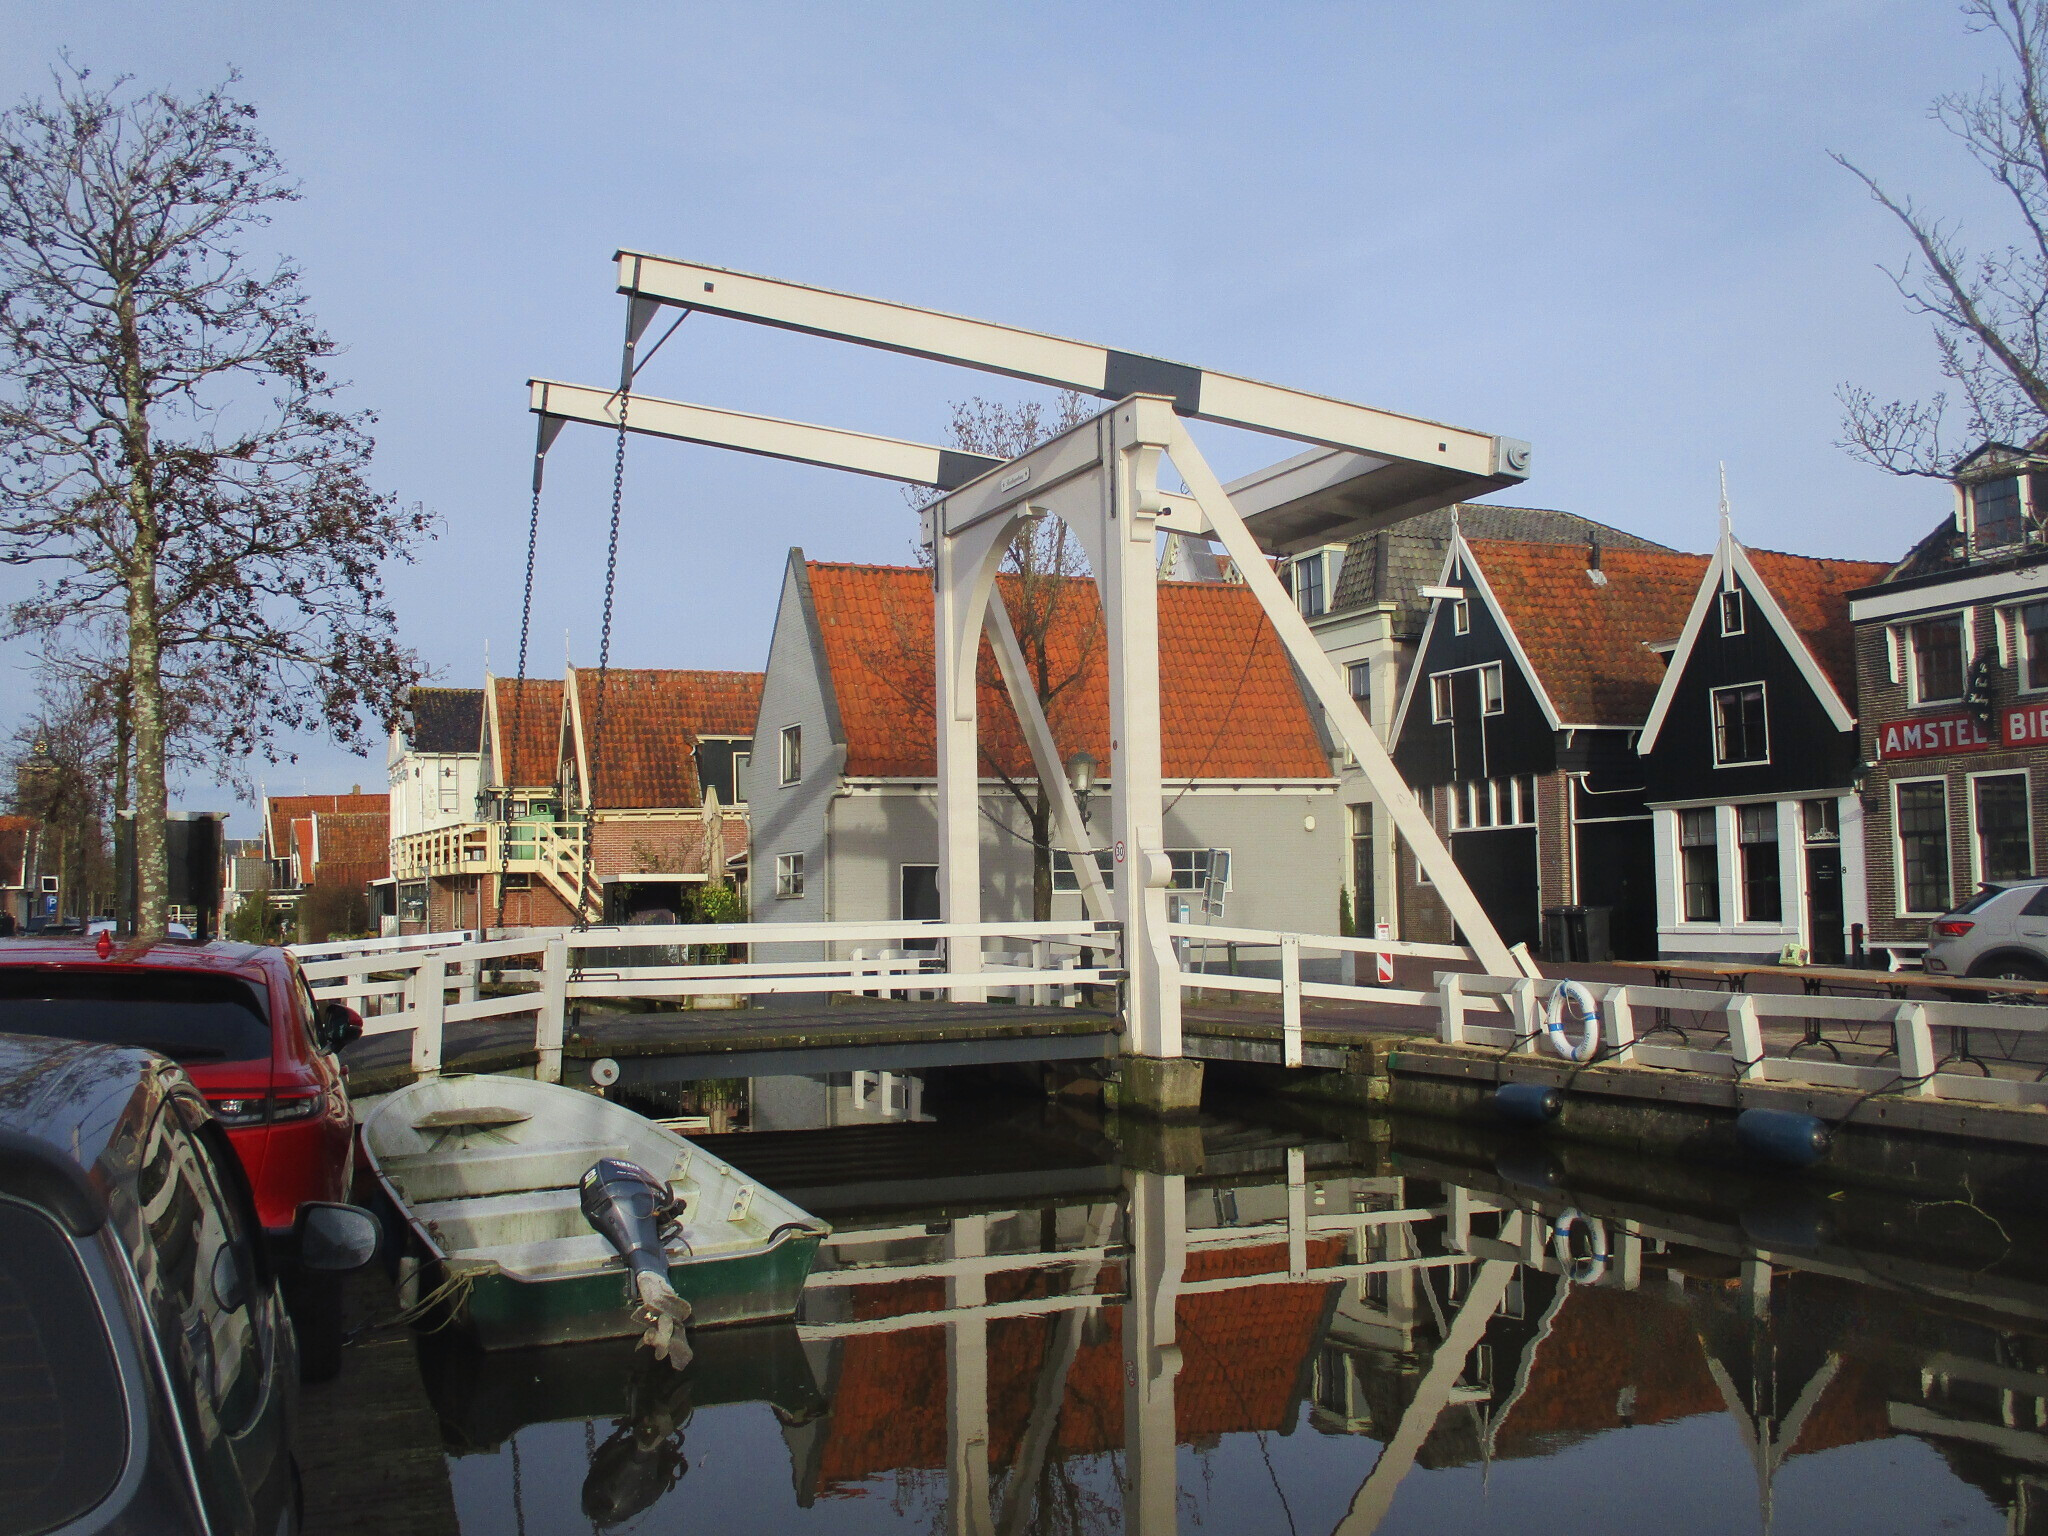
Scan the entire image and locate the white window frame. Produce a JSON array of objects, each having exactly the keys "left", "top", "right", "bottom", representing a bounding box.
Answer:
[
  {"left": 1452, "top": 599, "right": 1470, "bottom": 635},
  {"left": 774, "top": 851, "right": 805, "bottom": 900},
  {"left": 1480, "top": 662, "right": 1504, "bottom": 716},
  {"left": 1292, "top": 551, "right": 1328, "bottom": 618},
  {"left": 731, "top": 751, "right": 751, "bottom": 802},
  {"left": 1675, "top": 805, "right": 1722, "bottom": 924},
  {"left": 2009, "top": 599, "right": 2048, "bottom": 696},
  {"left": 1710, "top": 682, "right": 1770, "bottom": 767},
  {"left": 1966, "top": 768, "right": 2033, "bottom": 887},
  {"left": 1719, "top": 588, "right": 1745, "bottom": 637},
  {"left": 1971, "top": 474, "right": 2027, "bottom": 550},
  {"left": 1906, "top": 613, "right": 1969, "bottom": 707},
  {"left": 1892, "top": 774, "right": 1952, "bottom": 917},
  {"left": 778, "top": 724, "right": 802, "bottom": 786},
  {"left": 1430, "top": 673, "right": 1454, "bottom": 723},
  {"left": 1052, "top": 849, "right": 1116, "bottom": 892}
]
